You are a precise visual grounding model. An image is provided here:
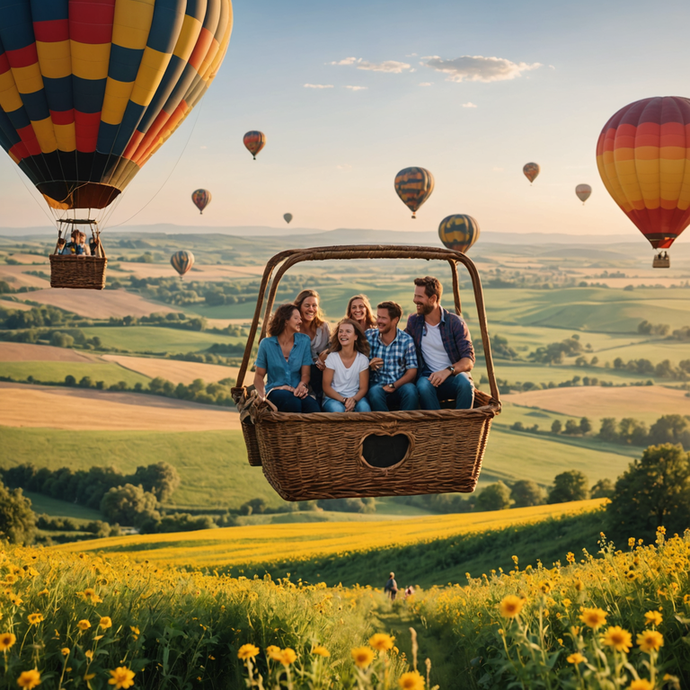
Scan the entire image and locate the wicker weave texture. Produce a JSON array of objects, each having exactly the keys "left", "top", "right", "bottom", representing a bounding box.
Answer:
[
  {"left": 241, "top": 421, "right": 263, "bottom": 467},
  {"left": 50, "top": 255, "right": 107, "bottom": 290}
]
